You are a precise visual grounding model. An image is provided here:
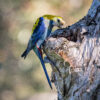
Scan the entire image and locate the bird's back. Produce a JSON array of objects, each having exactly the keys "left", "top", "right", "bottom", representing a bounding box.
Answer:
[
  {"left": 31, "top": 16, "right": 52, "bottom": 48},
  {"left": 32, "top": 17, "right": 44, "bottom": 34}
]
